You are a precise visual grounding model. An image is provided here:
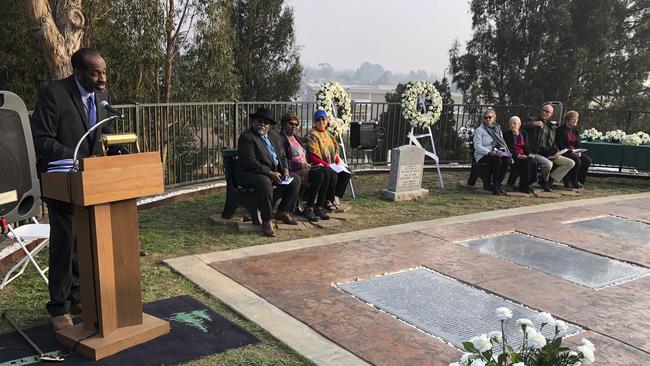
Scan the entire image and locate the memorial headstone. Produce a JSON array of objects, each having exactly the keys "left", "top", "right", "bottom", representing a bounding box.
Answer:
[{"left": 380, "top": 145, "right": 428, "bottom": 201}]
